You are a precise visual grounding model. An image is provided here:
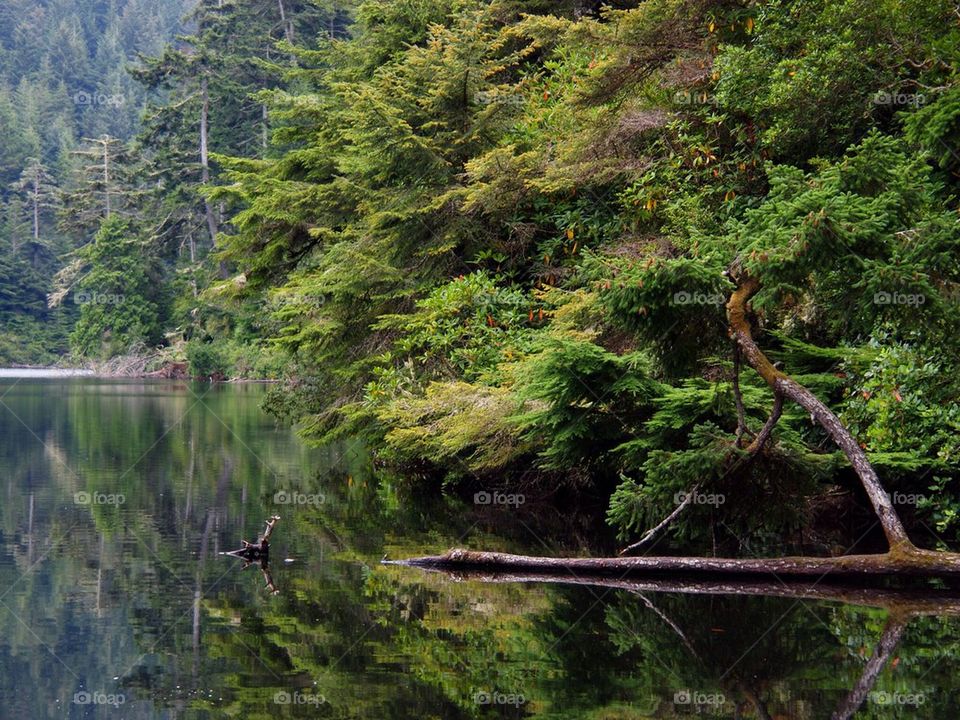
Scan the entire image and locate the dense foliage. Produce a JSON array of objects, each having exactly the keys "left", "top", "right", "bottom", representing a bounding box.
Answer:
[
  {"left": 0, "top": 0, "right": 191, "bottom": 362},
  {"left": 3, "top": 0, "right": 960, "bottom": 549}
]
